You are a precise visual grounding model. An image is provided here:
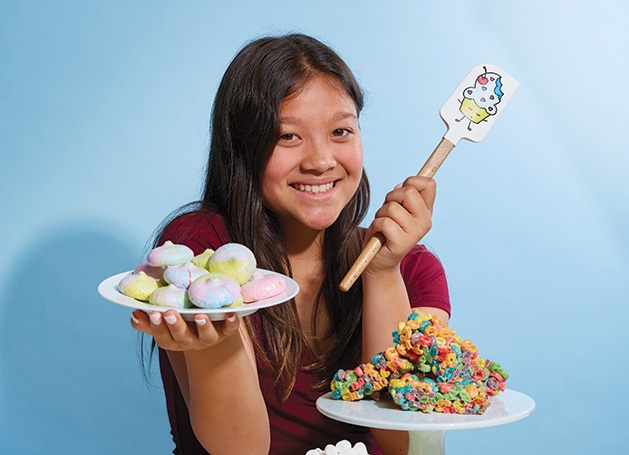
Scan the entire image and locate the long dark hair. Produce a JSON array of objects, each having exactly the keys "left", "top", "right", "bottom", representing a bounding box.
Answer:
[{"left": 162, "top": 34, "right": 370, "bottom": 402}]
